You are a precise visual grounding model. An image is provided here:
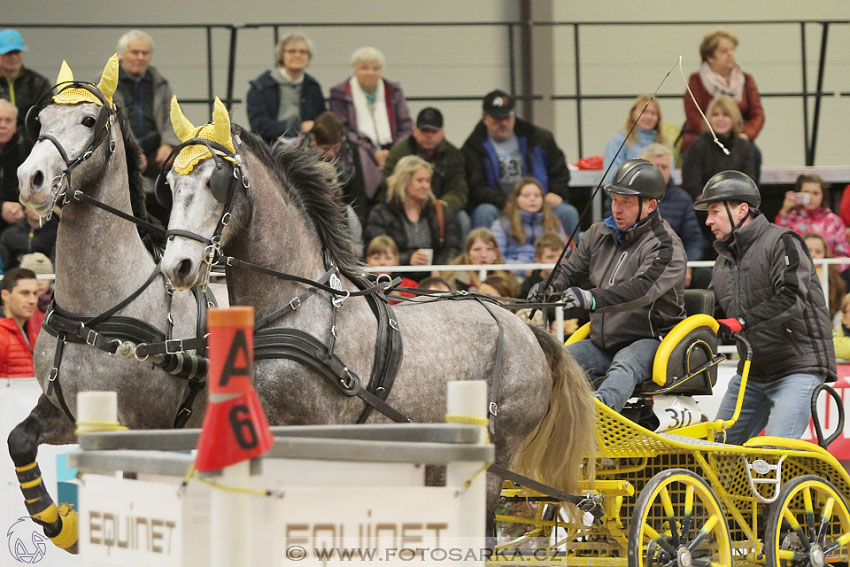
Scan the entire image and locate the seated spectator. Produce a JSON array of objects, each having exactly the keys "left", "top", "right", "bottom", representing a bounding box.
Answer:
[
  {"left": 463, "top": 90, "right": 578, "bottom": 239},
  {"left": 330, "top": 47, "right": 412, "bottom": 201},
  {"left": 301, "top": 111, "right": 370, "bottom": 225},
  {"left": 0, "top": 99, "right": 27, "bottom": 233},
  {"left": 520, "top": 233, "right": 566, "bottom": 298},
  {"left": 682, "top": 29, "right": 765, "bottom": 178},
  {"left": 682, "top": 96, "right": 755, "bottom": 201},
  {"left": 365, "top": 235, "right": 418, "bottom": 303},
  {"left": 0, "top": 29, "right": 51, "bottom": 132},
  {"left": 364, "top": 155, "right": 458, "bottom": 281},
  {"left": 246, "top": 33, "right": 326, "bottom": 144},
  {"left": 804, "top": 233, "right": 845, "bottom": 323},
  {"left": 1, "top": 206, "right": 57, "bottom": 270},
  {"left": 776, "top": 174, "right": 849, "bottom": 262},
  {"left": 0, "top": 267, "right": 43, "bottom": 377},
  {"left": 112, "top": 30, "right": 180, "bottom": 226},
  {"left": 442, "top": 227, "right": 517, "bottom": 292},
  {"left": 491, "top": 177, "right": 566, "bottom": 267},
  {"left": 380, "top": 107, "right": 469, "bottom": 239},
  {"left": 602, "top": 95, "right": 667, "bottom": 185},
  {"left": 478, "top": 274, "right": 519, "bottom": 302},
  {"left": 418, "top": 276, "right": 452, "bottom": 293},
  {"left": 19, "top": 252, "right": 53, "bottom": 313},
  {"left": 834, "top": 294, "right": 850, "bottom": 360}
]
